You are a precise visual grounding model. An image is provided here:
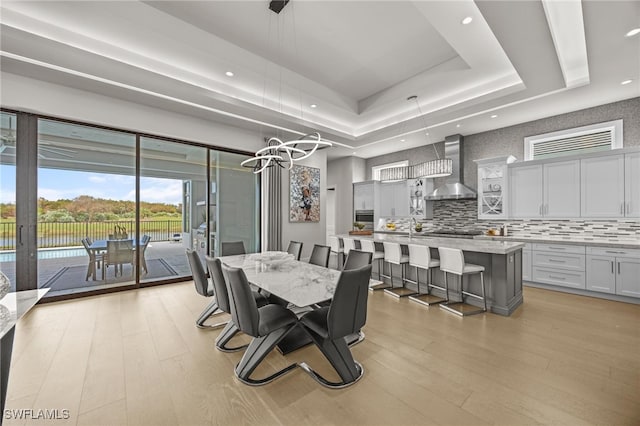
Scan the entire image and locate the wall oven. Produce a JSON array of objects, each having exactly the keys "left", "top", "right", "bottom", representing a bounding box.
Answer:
[{"left": 354, "top": 210, "right": 374, "bottom": 229}]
